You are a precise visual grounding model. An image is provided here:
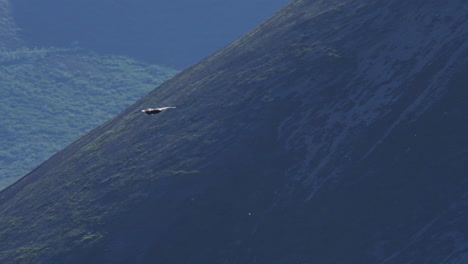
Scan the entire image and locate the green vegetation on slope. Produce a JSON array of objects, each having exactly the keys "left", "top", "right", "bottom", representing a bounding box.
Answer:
[{"left": 0, "top": 47, "right": 177, "bottom": 189}]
